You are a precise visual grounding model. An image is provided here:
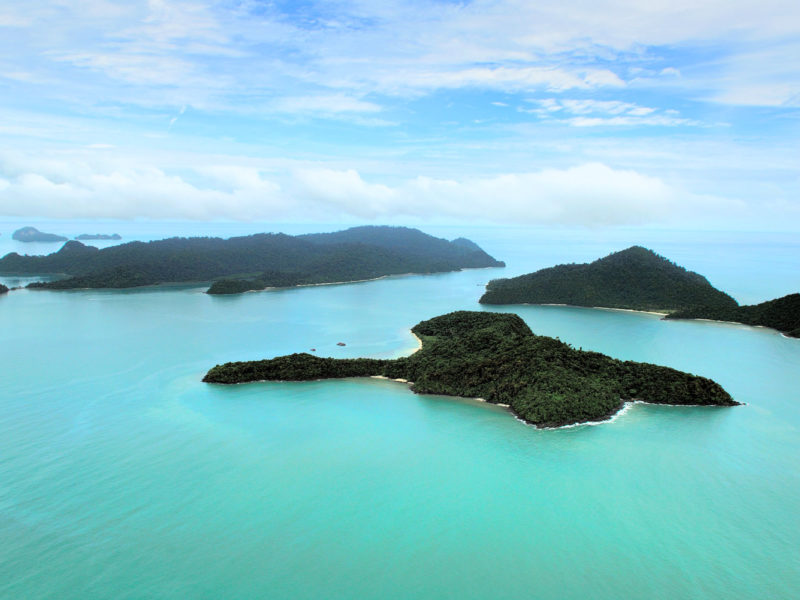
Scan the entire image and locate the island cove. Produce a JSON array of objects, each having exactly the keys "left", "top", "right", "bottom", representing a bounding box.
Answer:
[
  {"left": 480, "top": 246, "right": 800, "bottom": 338},
  {"left": 203, "top": 311, "right": 738, "bottom": 429},
  {"left": 0, "top": 226, "right": 503, "bottom": 294}
]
